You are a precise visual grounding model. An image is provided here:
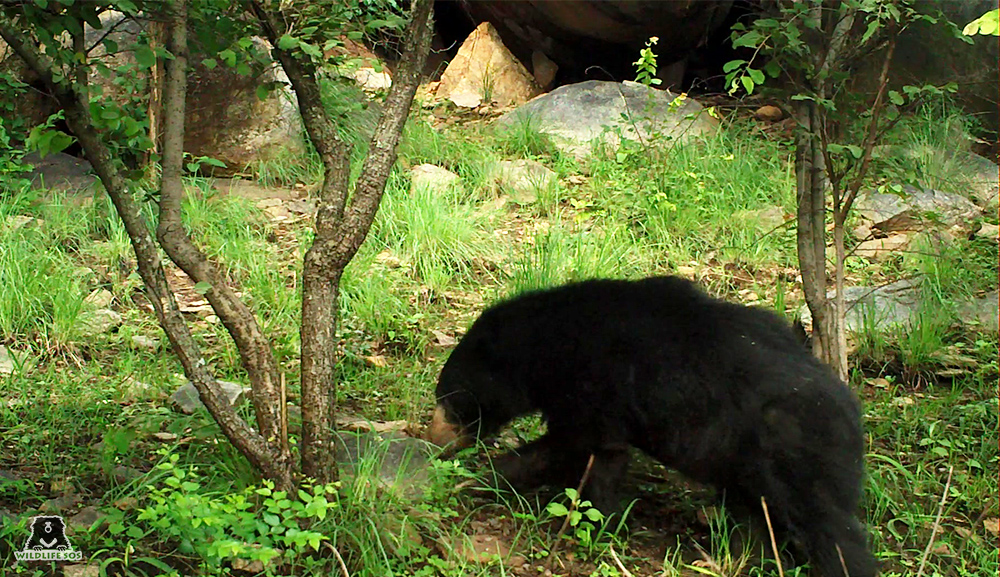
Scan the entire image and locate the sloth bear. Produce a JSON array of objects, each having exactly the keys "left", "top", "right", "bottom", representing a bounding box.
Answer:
[{"left": 429, "top": 276, "right": 874, "bottom": 577}]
